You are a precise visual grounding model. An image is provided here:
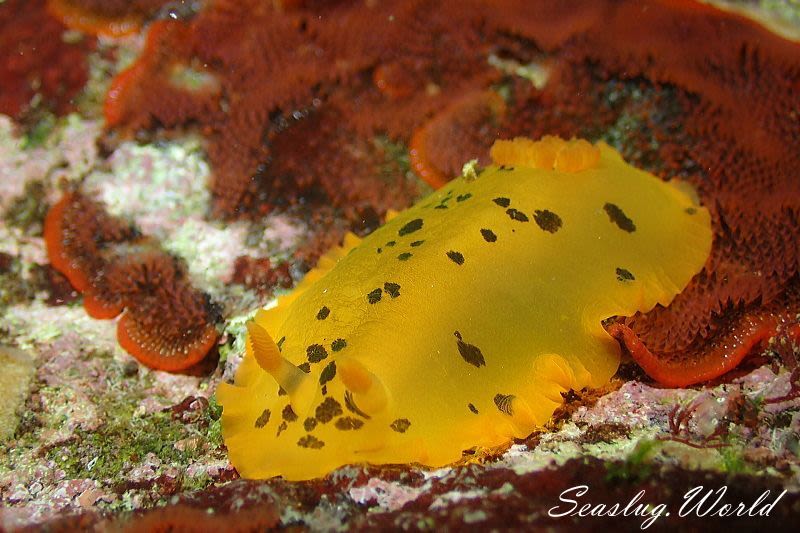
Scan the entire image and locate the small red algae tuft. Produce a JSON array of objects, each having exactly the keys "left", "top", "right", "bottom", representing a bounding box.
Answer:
[
  {"left": 0, "top": 0, "right": 95, "bottom": 121},
  {"left": 229, "top": 255, "right": 293, "bottom": 297}
]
